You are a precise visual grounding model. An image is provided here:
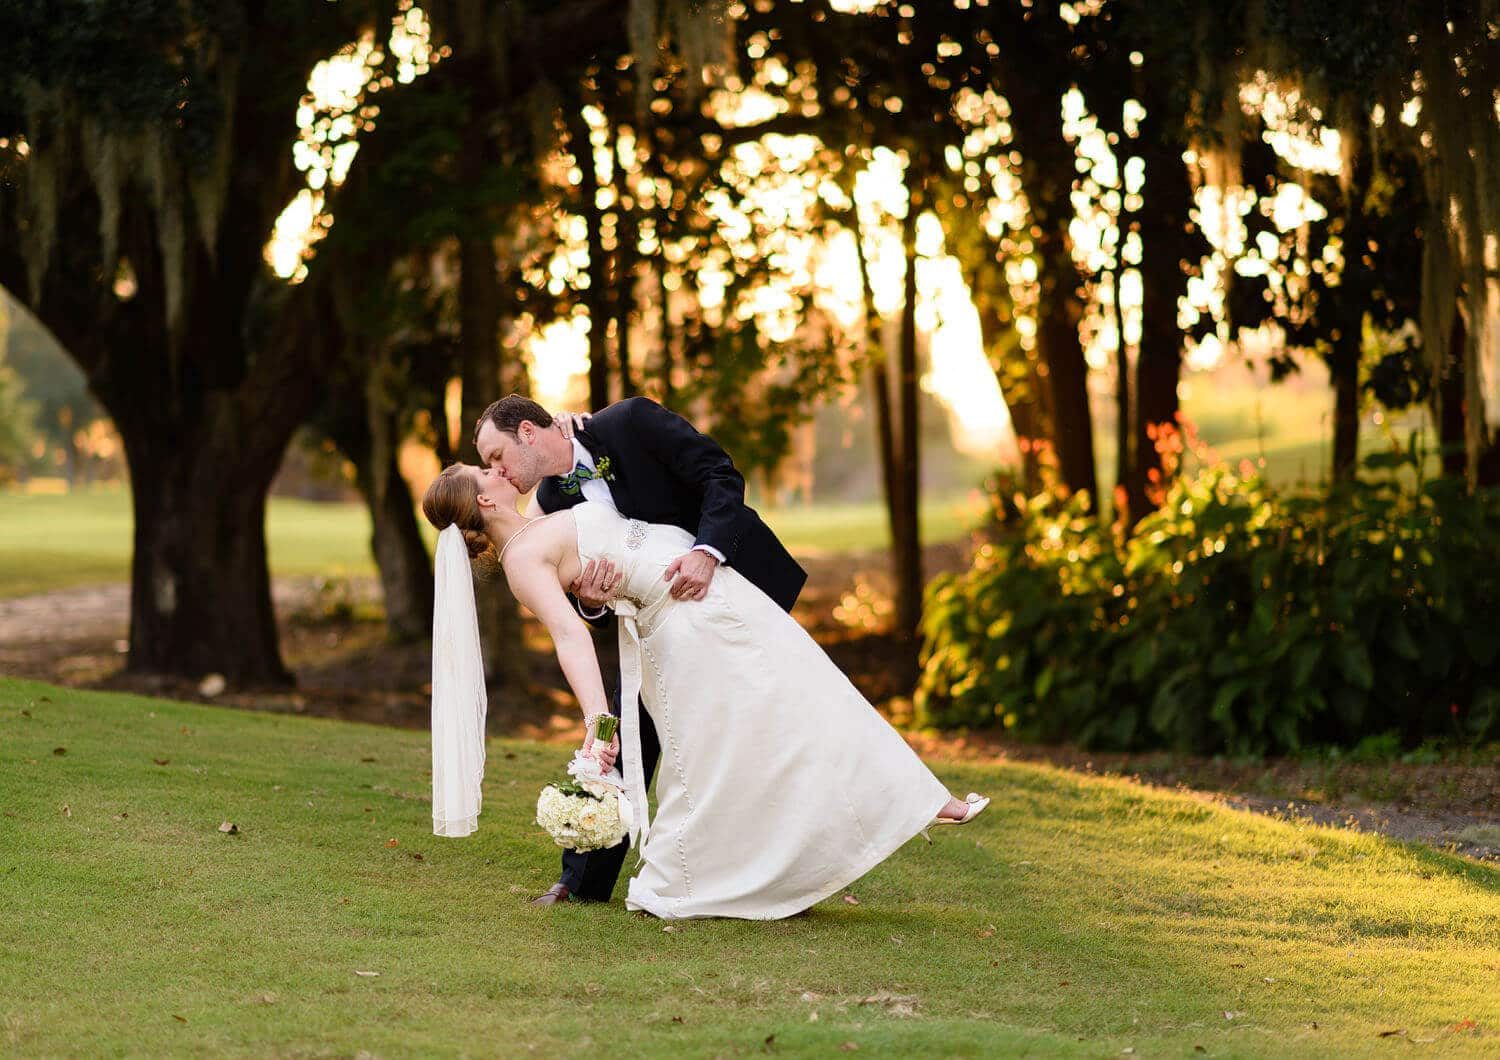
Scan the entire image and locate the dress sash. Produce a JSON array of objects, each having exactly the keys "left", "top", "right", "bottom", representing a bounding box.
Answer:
[{"left": 612, "top": 597, "right": 652, "bottom": 854}]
